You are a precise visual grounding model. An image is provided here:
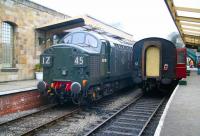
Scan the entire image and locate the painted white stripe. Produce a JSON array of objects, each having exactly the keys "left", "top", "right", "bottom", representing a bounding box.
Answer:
[
  {"left": 187, "top": 67, "right": 198, "bottom": 71},
  {"left": 154, "top": 85, "right": 179, "bottom": 136},
  {"left": 0, "top": 86, "right": 37, "bottom": 96}
]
